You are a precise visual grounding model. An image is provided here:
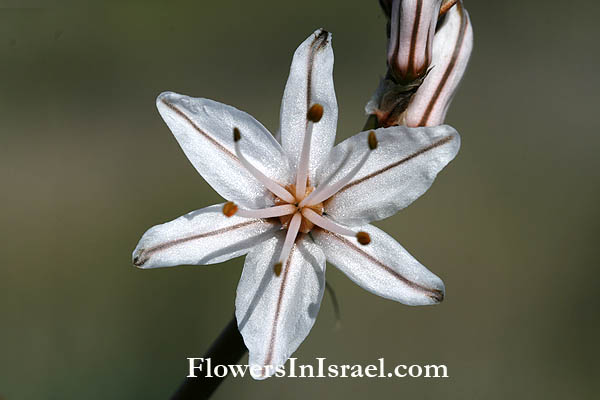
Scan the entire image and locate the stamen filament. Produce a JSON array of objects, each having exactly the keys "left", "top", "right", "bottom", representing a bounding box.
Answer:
[
  {"left": 300, "top": 131, "right": 377, "bottom": 207},
  {"left": 233, "top": 128, "right": 295, "bottom": 203},
  {"left": 235, "top": 204, "right": 297, "bottom": 219},
  {"left": 277, "top": 212, "right": 302, "bottom": 265},
  {"left": 301, "top": 208, "right": 355, "bottom": 236},
  {"left": 296, "top": 104, "right": 324, "bottom": 199}
]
